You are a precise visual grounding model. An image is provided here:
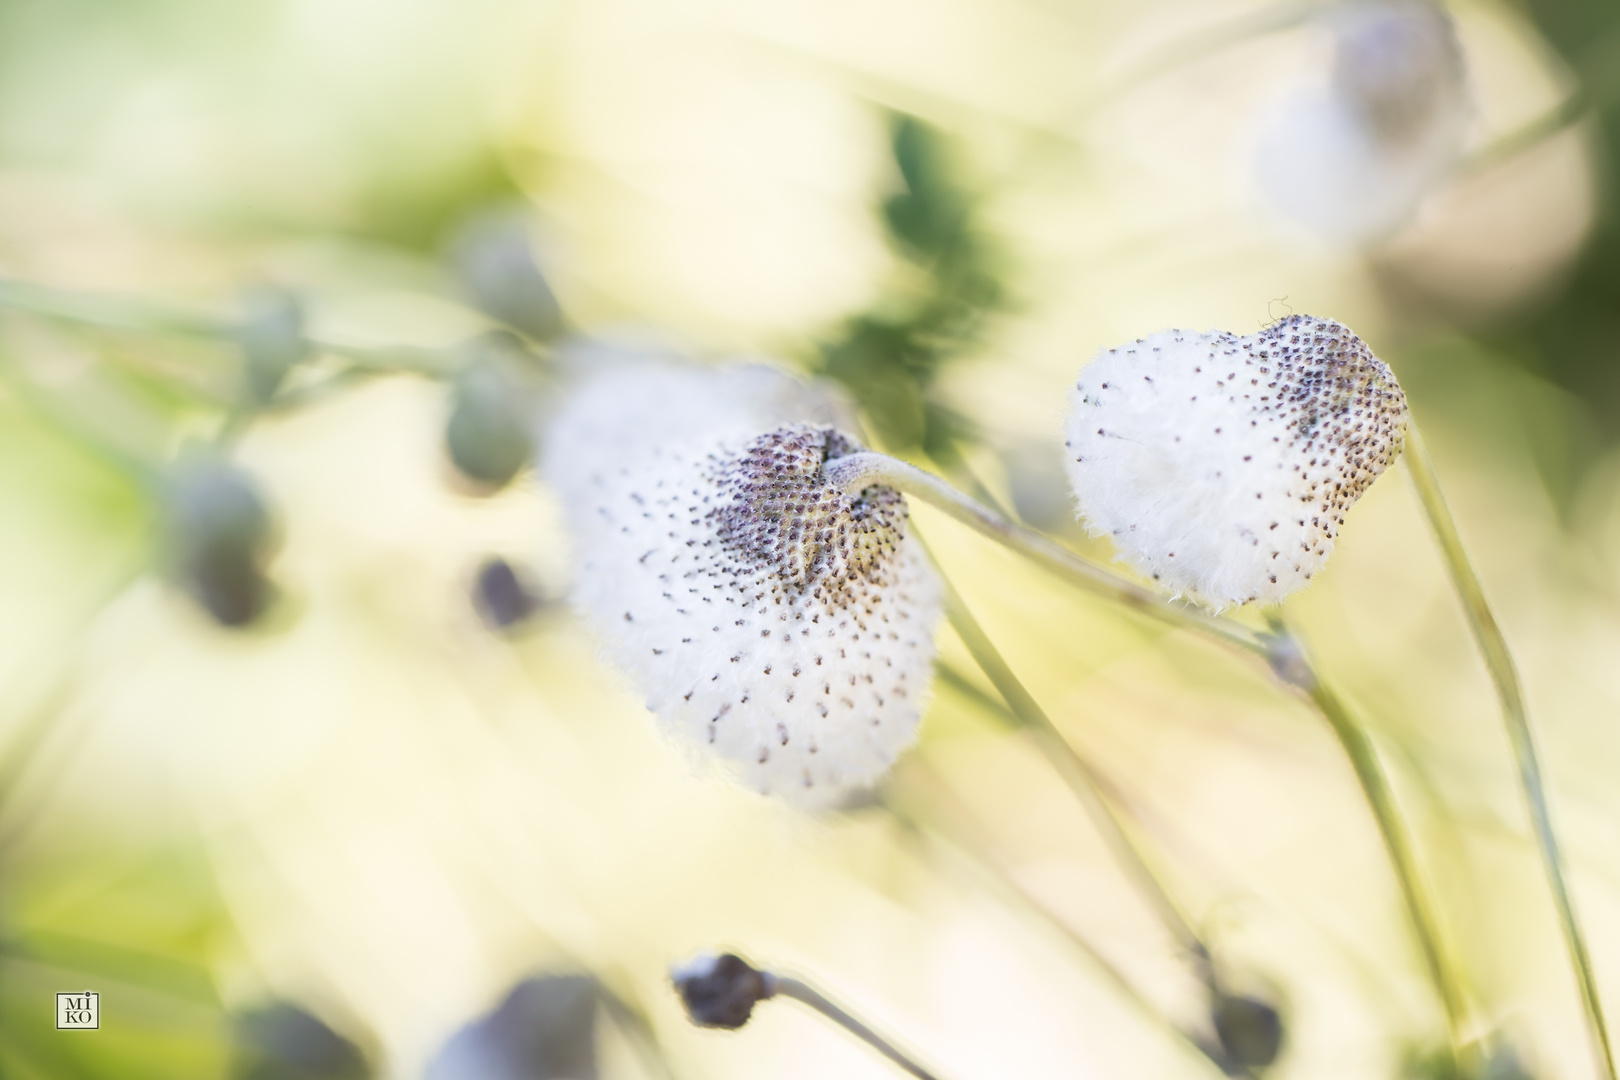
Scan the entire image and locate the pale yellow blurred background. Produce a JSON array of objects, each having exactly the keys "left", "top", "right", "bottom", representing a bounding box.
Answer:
[{"left": 2, "top": 0, "right": 1619, "bottom": 1077}]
